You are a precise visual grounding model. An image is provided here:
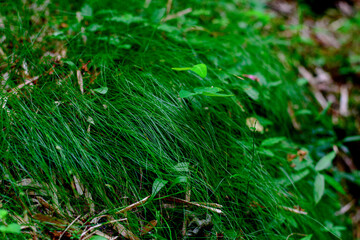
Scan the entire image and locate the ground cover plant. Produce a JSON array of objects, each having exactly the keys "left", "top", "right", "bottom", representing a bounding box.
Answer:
[{"left": 0, "top": 0, "right": 356, "bottom": 239}]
